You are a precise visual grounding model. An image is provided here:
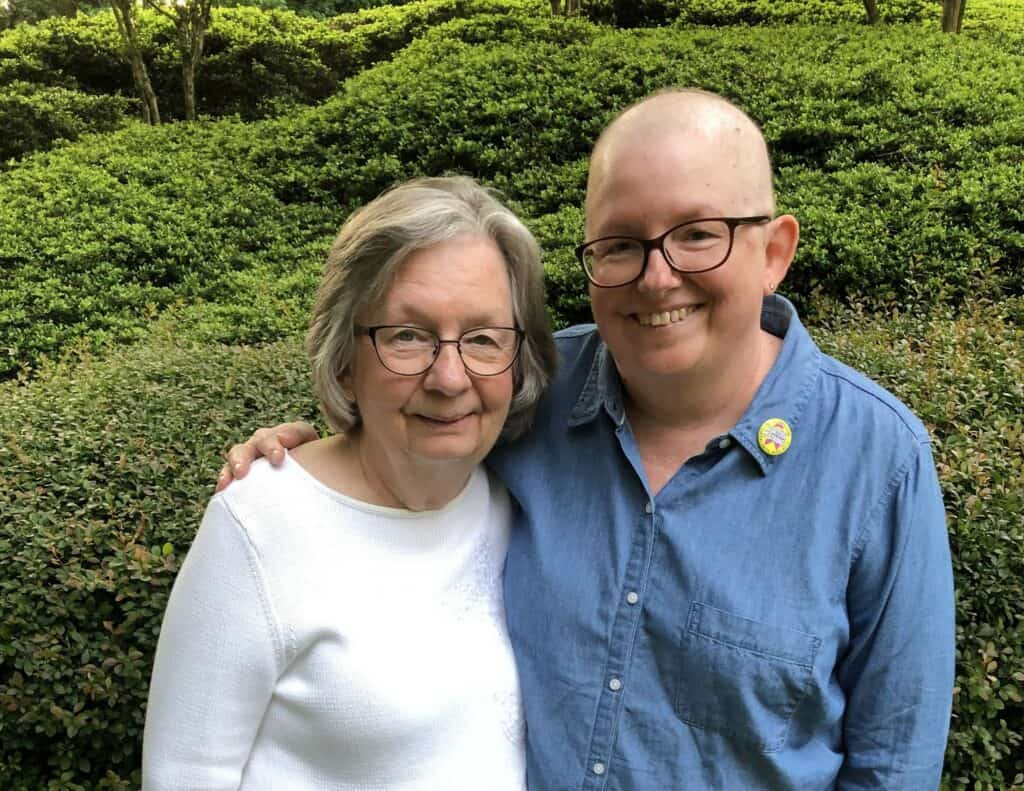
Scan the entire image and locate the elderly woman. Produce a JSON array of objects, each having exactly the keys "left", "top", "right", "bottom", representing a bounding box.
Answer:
[{"left": 142, "top": 176, "right": 557, "bottom": 789}]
